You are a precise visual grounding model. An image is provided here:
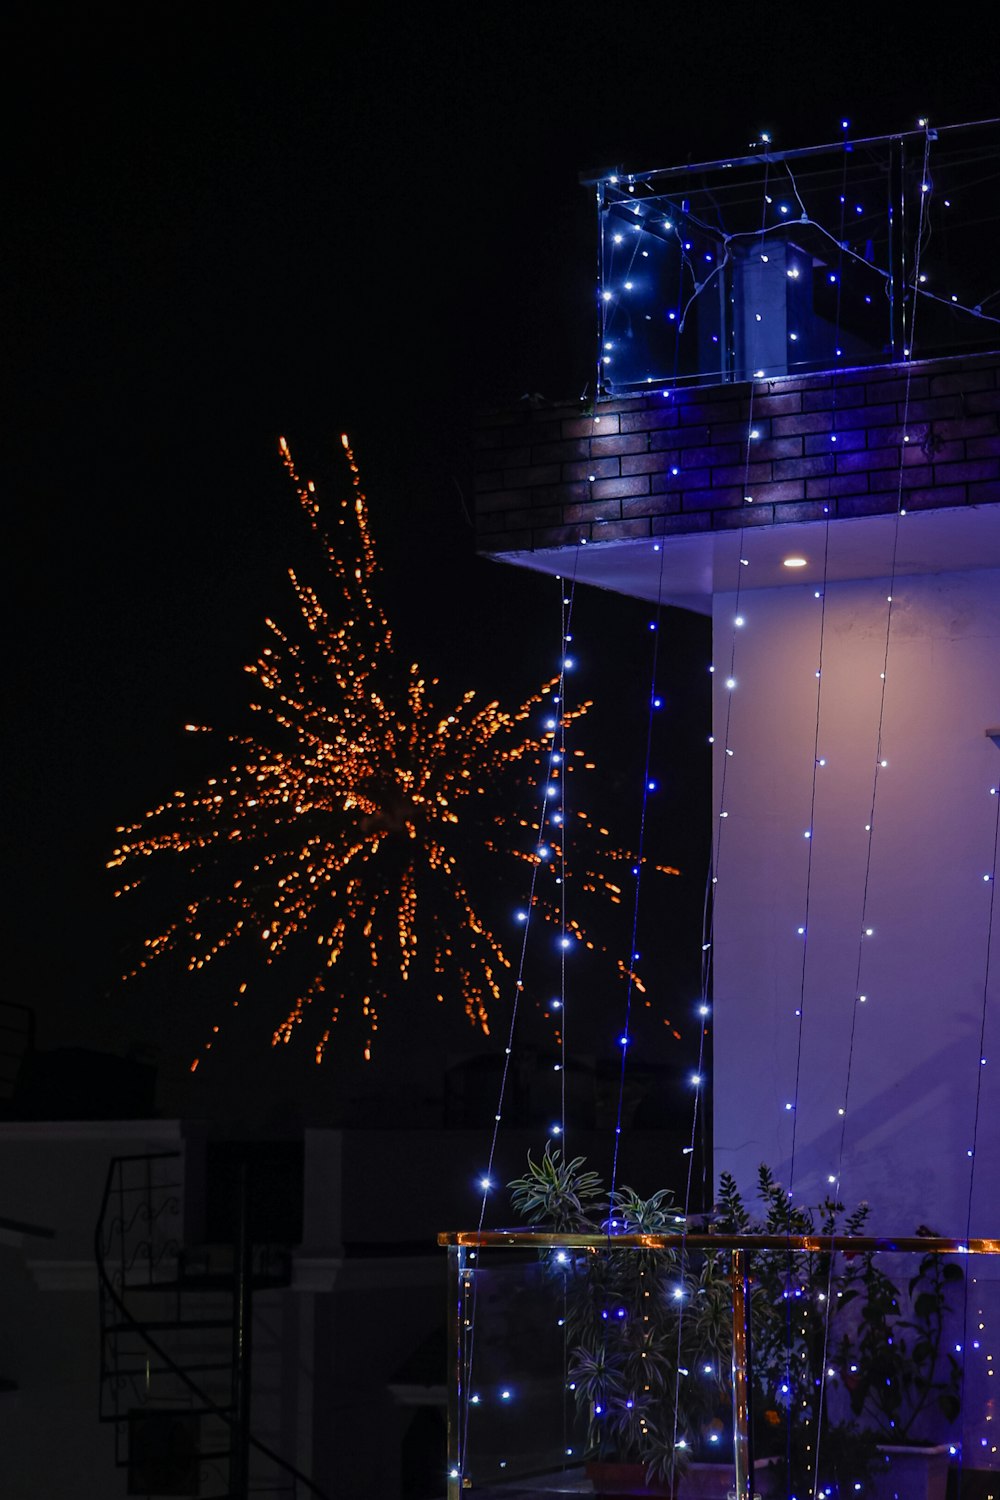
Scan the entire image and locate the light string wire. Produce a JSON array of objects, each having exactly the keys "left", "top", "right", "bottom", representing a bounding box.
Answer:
[
  {"left": 788, "top": 135, "right": 851, "bottom": 1500},
  {"left": 807, "top": 126, "right": 935, "bottom": 1495},
  {"left": 558, "top": 581, "right": 573, "bottom": 1144},
  {"left": 957, "top": 774, "right": 1000, "bottom": 1493},
  {"left": 608, "top": 538, "right": 669, "bottom": 1204},
  {"left": 667, "top": 148, "right": 775, "bottom": 1495},
  {"left": 459, "top": 570, "right": 580, "bottom": 1481}
]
